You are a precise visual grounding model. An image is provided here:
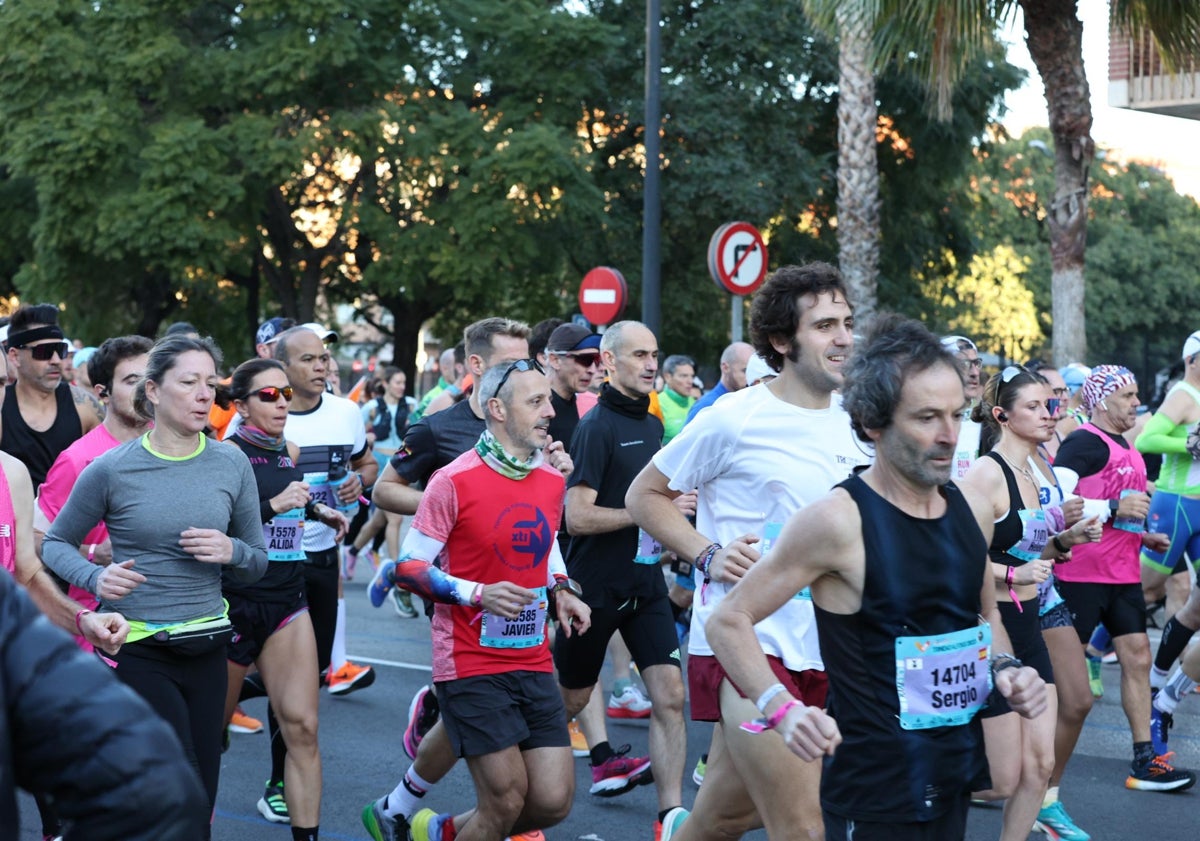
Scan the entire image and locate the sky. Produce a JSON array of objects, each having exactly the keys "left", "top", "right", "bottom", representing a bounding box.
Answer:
[{"left": 1000, "top": 2, "right": 1200, "bottom": 198}]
